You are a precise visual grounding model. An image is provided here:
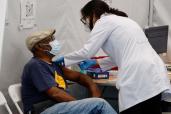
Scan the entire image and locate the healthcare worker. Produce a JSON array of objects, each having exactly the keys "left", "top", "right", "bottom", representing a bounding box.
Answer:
[{"left": 56, "top": 0, "right": 171, "bottom": 114}]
